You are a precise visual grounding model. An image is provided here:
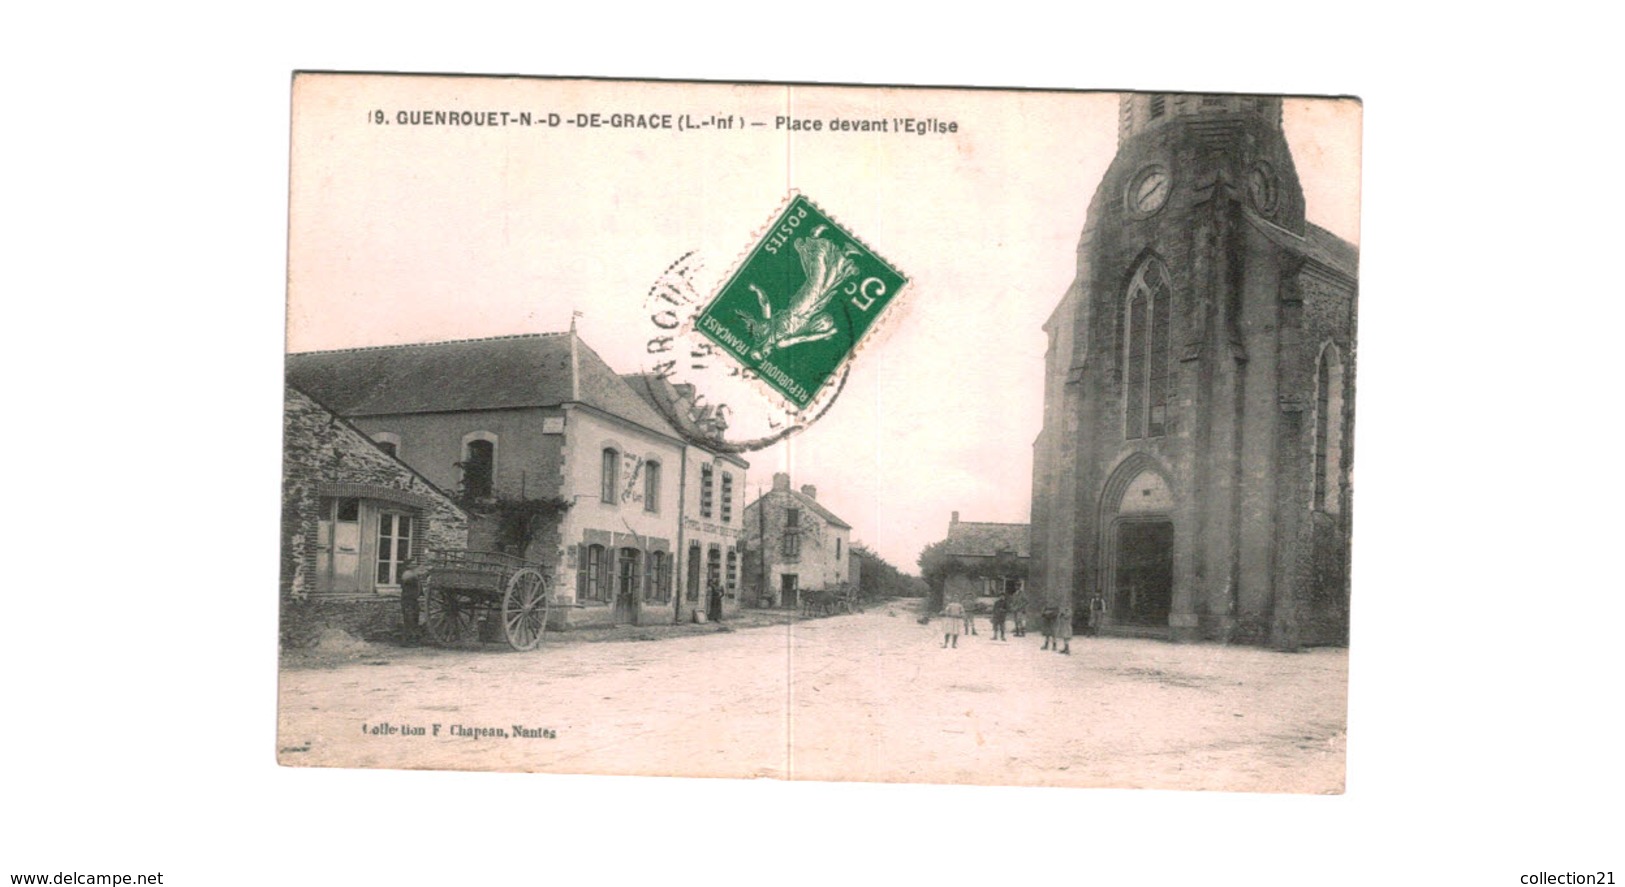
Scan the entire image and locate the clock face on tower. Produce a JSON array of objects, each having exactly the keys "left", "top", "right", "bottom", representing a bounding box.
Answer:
[
  {"left": 1126, "top": 165, "right": 1171, "bottom": 217},
  {"left": 1248, "top": 162, "right": 1279, "bottom": 214}
]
